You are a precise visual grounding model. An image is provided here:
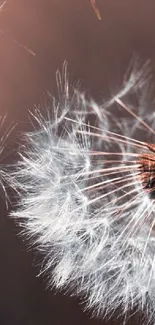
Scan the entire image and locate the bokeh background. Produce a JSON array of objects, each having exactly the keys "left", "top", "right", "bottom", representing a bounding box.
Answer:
[{"left": 1, "top": 1, "right": 155, "bottom": 324}]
